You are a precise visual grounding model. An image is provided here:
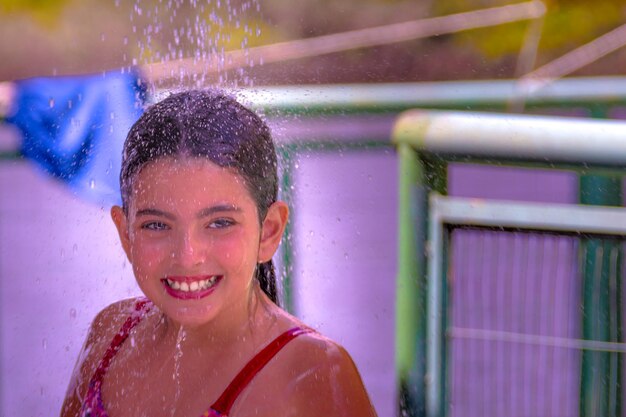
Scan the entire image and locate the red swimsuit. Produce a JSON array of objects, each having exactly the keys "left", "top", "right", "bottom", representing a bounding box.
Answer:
[{"left": 80, "top": 298, "right": 311, "bottom": 417}]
